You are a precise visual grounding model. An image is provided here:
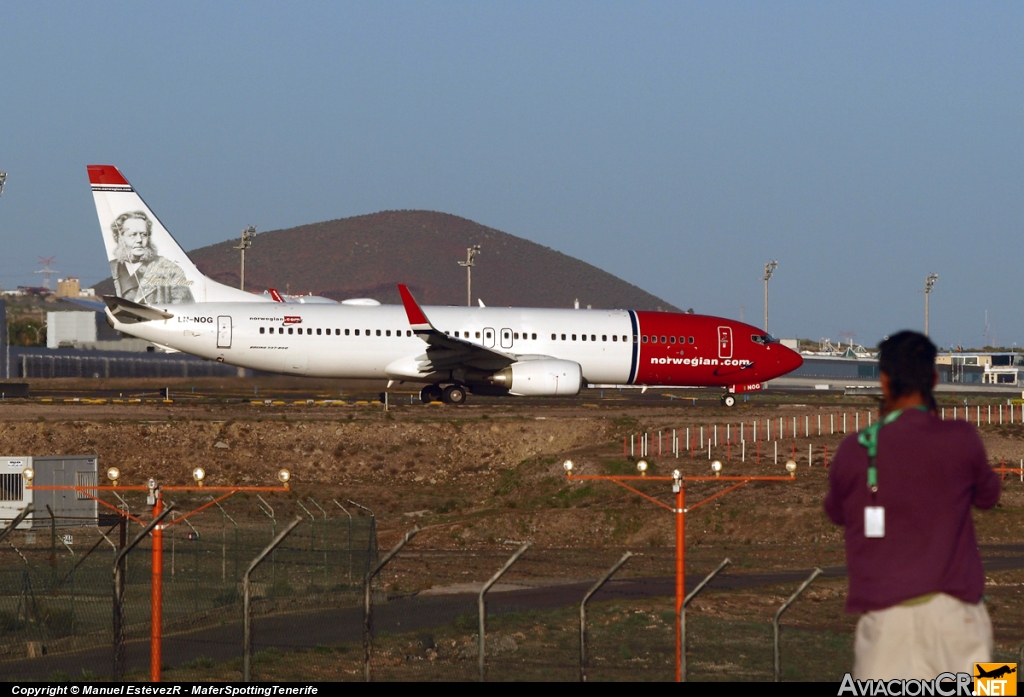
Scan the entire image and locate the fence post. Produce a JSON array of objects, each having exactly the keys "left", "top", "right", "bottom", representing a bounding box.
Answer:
[
  {"left": 346, "top": 500, "right": 377, "bottom": 578},
  {"left": 774, "top": 567, "right": 823, "bottom": 682},
  {"left": 579, "top": 551, "right": 632, "bottom": 682},
  {"left": 0, "top": 504, "right": 32, "bottom": 546},
  {"left": 308, "top": 498, "right": 329, "bottom": 587},
  {"left": 256, "top": 496, "right": 277, "bottom": 587},
  {"left": 681, "top": 558, "right": 730, "bottom": 682},
  {"left": 364, "top": 527, "right": 419, "bottom": 682},
  {"left": 47, "top": 504, "right": 57, "bottom": 588},
  {"left": 211, "top": 498, "right": 239, "bottom": 583},
  {"left": 332, "top": 500, "right": 353, "bottom": 584},
  {"left": 480, "top": 542, "right": 532, "bottom": 682},
  {"left": 244, "top": 516, "right": 303, "bottom": 682},
  {"left": 113, "top": 504, "right": 174, "bottom": 682}
]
